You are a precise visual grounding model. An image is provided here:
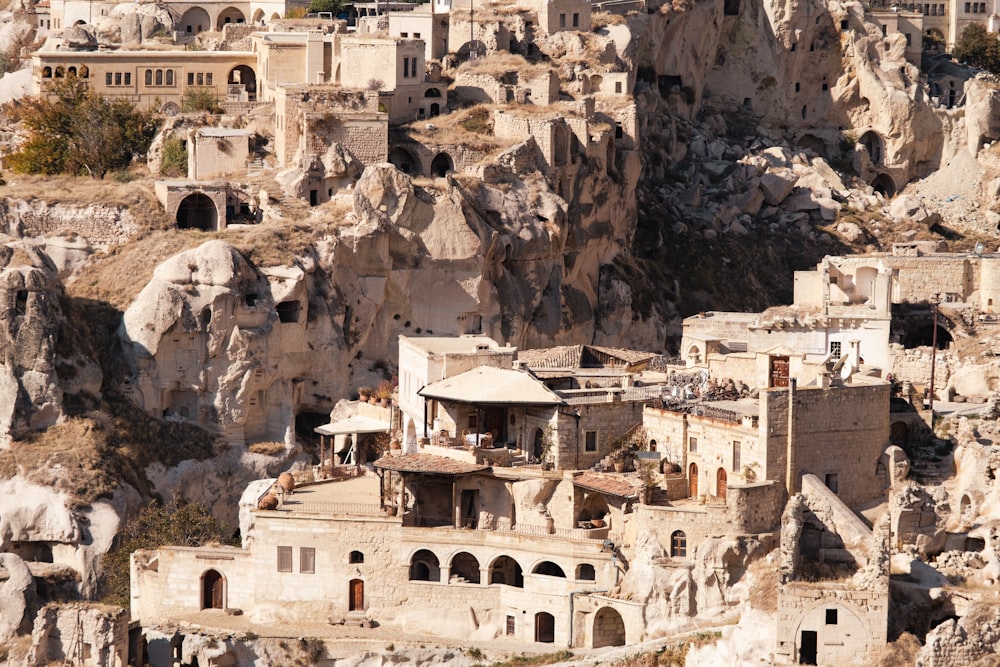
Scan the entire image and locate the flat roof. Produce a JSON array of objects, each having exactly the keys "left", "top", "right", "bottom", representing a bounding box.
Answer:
[
  {"left": 574, "top": 473, "right": 641, "bottom": 499},
  {"left": 373, "top": 453, "right": 488, "bottom": 475},
  {"left": 400, "top": 335, "right": 507, "bottom": 356},
  {"left": 418, "top": 366, "right": 563, "bottom": 406}
]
